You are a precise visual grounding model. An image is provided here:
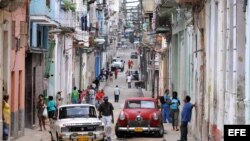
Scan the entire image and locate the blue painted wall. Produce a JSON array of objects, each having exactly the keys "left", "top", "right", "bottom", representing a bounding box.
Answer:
[
  {"left": 95, "top": 55, "right": 101, "bottom": 78},
  {"left": 30, "top": 0, "right": 50, "bottom": 16}
]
